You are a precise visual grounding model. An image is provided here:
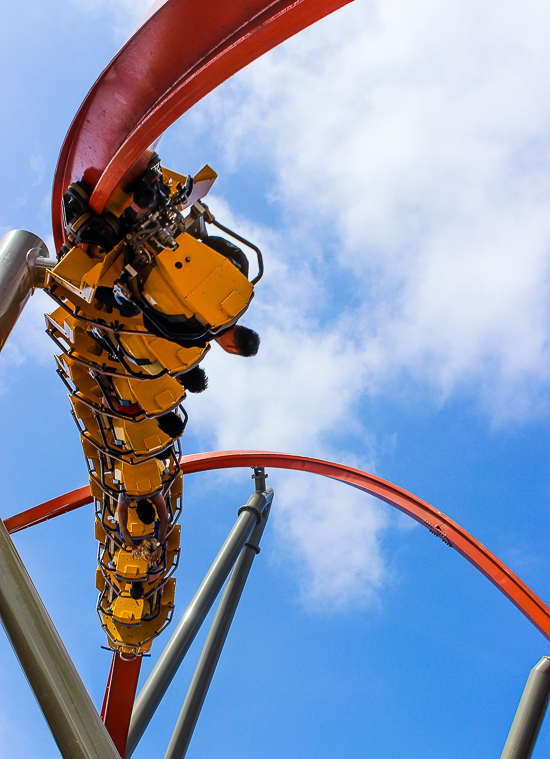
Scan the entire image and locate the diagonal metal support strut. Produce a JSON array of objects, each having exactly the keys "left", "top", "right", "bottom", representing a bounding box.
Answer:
[
  {"left": 126, "top": 474, "right": 274, "bottom": 757},
  {"left": 0, "top": 518, "right": 120, "bottom": 759},
  {"left": 164, "top": 498, "right": 272, "bottom": 759}
]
